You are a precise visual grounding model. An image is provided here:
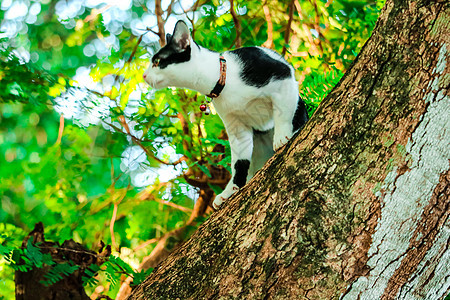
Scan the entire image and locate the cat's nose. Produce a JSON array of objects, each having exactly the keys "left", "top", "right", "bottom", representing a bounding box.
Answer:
[{"left": 143, "top": 74, "right": 147, "bottom": 79}]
